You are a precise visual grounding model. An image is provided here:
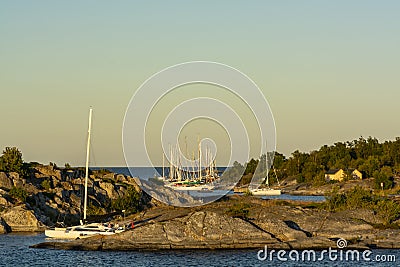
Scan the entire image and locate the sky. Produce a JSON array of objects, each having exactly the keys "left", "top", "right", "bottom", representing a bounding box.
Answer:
[{"left": 1, "top": 1, "right": 399, "bottom": 166}]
